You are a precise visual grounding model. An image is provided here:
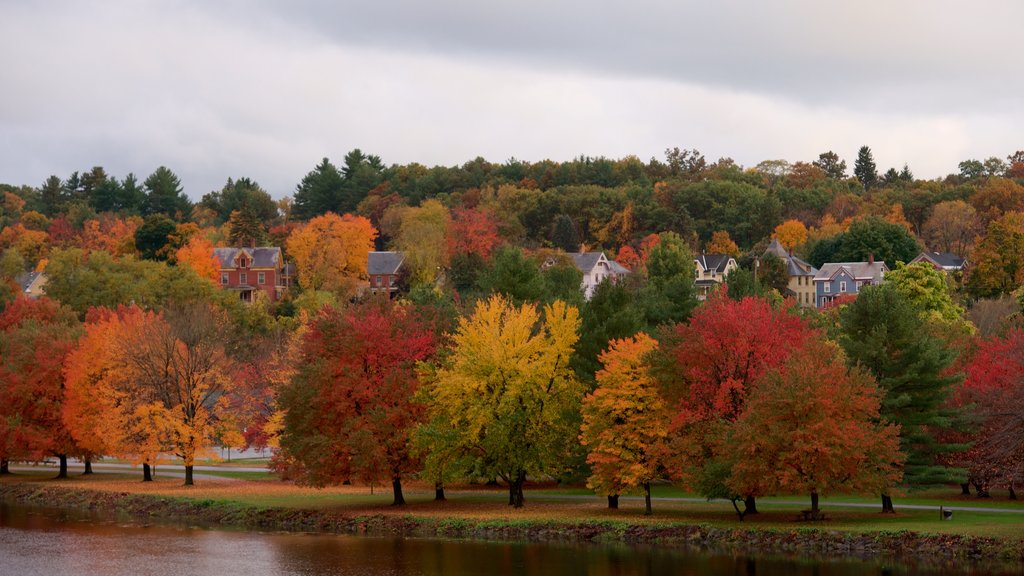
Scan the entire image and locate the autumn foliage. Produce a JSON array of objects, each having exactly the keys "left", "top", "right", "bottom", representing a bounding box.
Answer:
[
  {"left": 277, "top": 300, "right": 437, "bottom": 504},
  {"left": 285, "top": 212, "right": 377, "bottom": 295}
]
